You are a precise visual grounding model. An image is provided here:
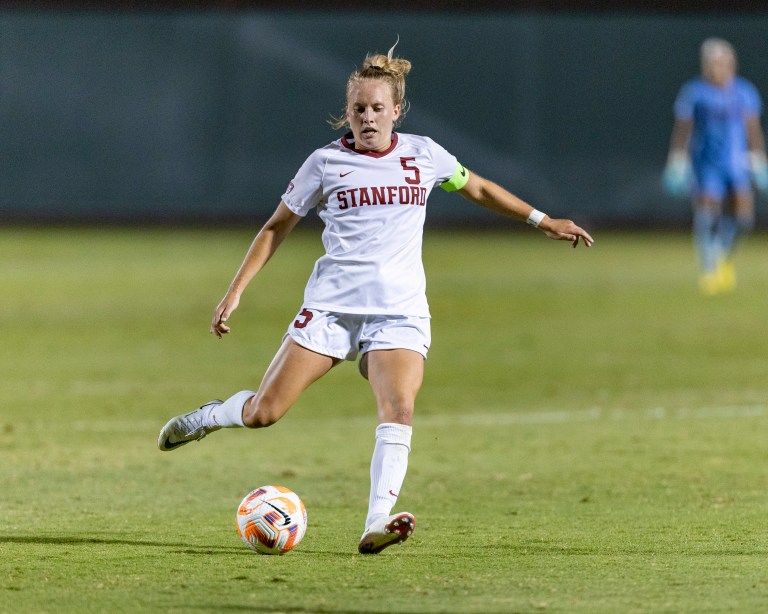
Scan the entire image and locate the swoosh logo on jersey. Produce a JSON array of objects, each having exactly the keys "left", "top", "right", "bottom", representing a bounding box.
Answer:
[{"left": 340, "top": 170, "right": 355, "bottom": 177}]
